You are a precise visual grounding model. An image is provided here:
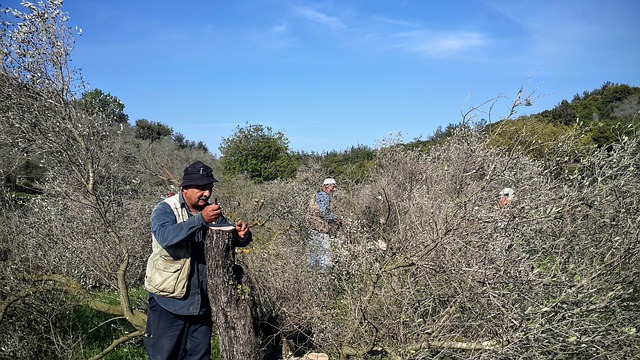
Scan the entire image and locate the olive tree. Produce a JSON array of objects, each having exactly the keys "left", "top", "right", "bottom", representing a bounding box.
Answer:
[
  {"left": 1, "top": 4, "right": 266, "bottom": 360},
  {"left": 78, "top": 88, "right": 129, "bottom": 124},
  {"left": 0, "top": 2, "right": 150, "bottom": 358}
]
